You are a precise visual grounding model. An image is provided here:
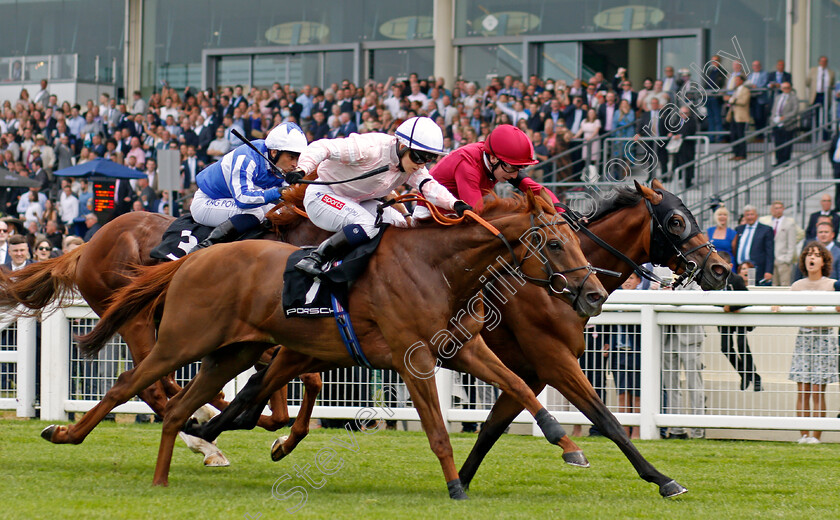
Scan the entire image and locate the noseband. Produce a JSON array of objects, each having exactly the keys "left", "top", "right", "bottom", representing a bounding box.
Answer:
[
  {"left": 644, "top": 192, "right": 715, "bottom": 287},
  {"left": 498, "top": 214, "right": 617, "bottom": 308}
]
